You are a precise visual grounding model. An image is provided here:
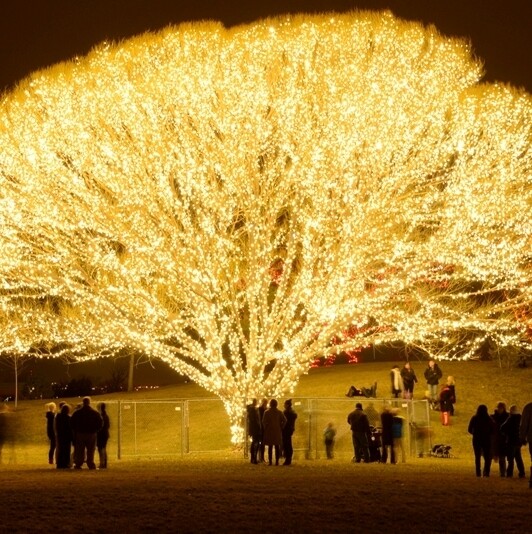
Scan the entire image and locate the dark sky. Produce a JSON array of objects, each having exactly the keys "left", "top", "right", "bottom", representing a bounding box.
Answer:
[{"left": 1, "top": 0, "right": 531, "bottom": 95}]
